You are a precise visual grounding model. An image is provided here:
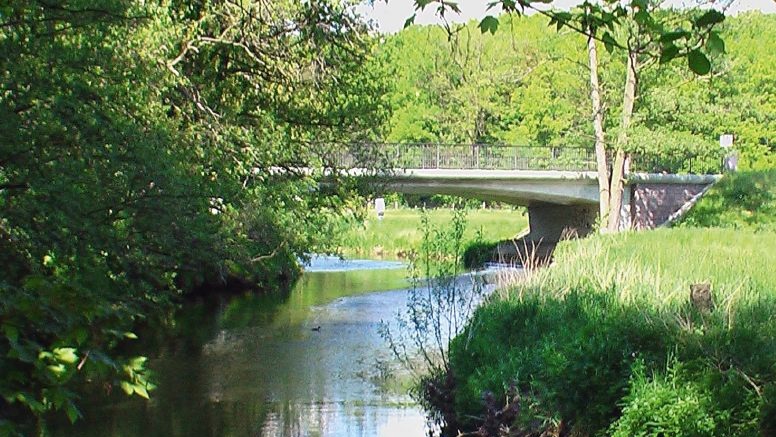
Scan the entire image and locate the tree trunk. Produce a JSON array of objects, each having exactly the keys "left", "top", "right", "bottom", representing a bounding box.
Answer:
[
  {"left": 607, "top": 49, "right": 638, "bottom": 232},
  {"left": 587, "top": 35, "right": 609, "bottom": 230}
]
